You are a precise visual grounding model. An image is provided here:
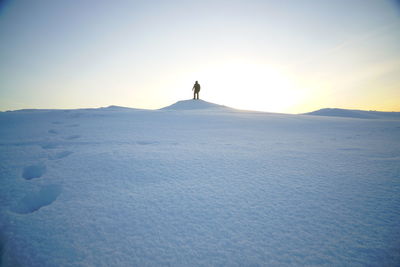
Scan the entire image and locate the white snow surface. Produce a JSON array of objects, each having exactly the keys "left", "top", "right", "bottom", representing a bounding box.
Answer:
[{"left": 0, "top": 99, "right": 399, "bottom": 266}]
